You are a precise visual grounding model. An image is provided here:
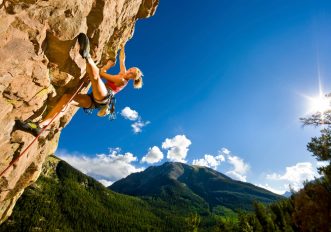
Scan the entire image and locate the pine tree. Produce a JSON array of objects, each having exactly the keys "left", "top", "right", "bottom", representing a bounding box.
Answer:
[
  {"left": 293, "top": 92, "right": 331, "bottom": 231},
  {"left": 185, "top": 213, "right": 200, "bottom": 232},
  {"left": 307, "top": 128, "right": 331, "bottom": 180},
  {"left": 253, "top": 202, "right": 276, "bottom": 232},
  {"left": 301, "top": 93, "right": 331, "bottom": 180},
  {"left": 238, "top": 213, "right": 254, "bottom": 232}
]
